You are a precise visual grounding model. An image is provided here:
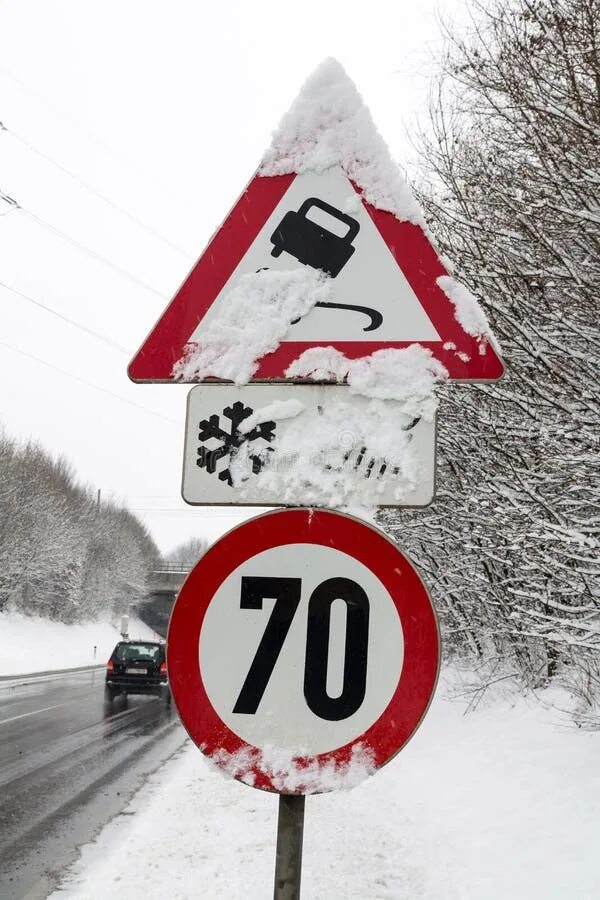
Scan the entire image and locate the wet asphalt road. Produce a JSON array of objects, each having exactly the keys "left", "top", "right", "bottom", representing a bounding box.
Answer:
[{"left": 0, "top": 668, "right": 187, "bottom": 899}]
